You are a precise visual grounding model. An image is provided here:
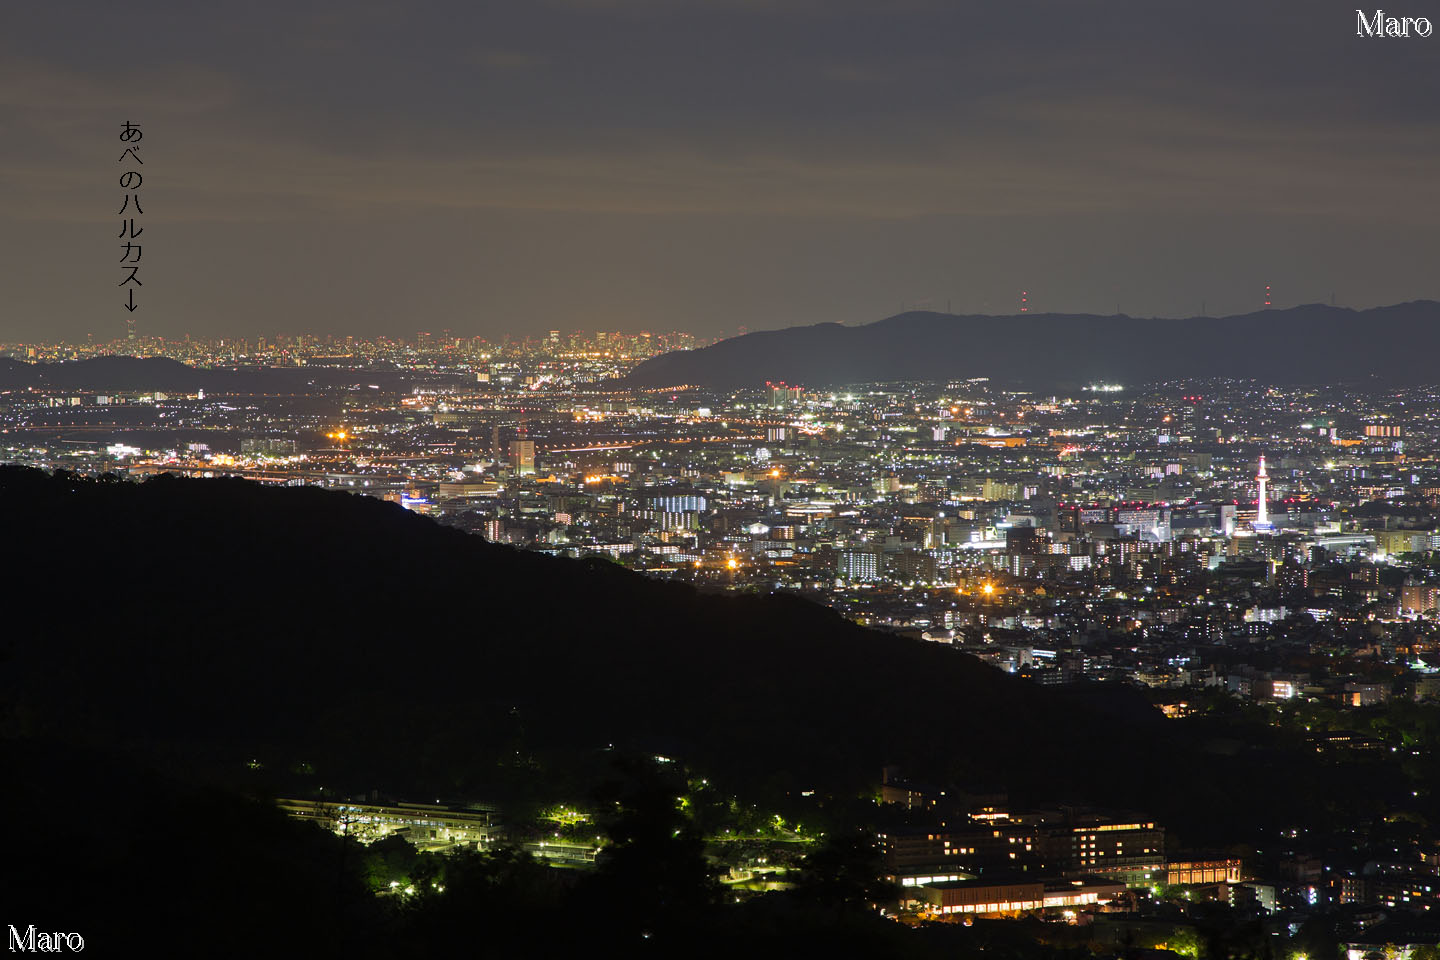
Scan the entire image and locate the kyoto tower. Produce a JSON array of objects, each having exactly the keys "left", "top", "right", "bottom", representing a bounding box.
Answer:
[{"left": 1254, "top": 455, "right": 1272, "bottom": 532}]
